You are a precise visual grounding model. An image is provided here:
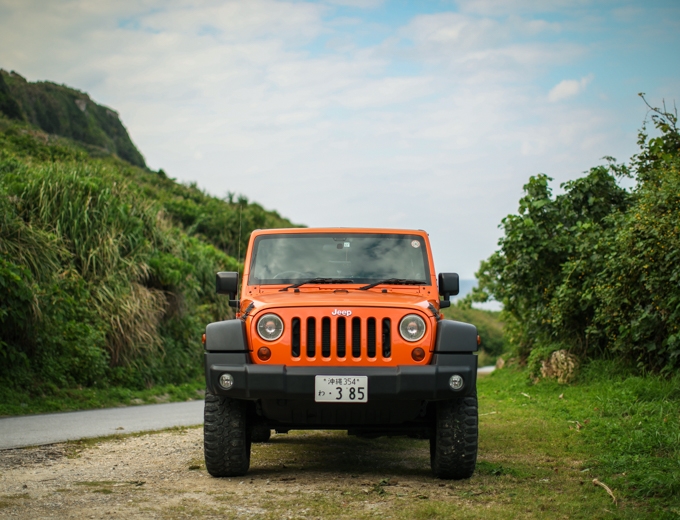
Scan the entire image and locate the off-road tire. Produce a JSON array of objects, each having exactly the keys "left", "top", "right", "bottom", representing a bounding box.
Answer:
[
  {"left": 251, "top": 419, "right": 272, "bottom": 443},
  {"left": 204, "top": 391, "right": 251, "bottom": 477},
  {"left": 430, "top": 394, "right": 478, "bottom": 479}
]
